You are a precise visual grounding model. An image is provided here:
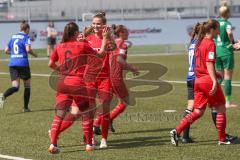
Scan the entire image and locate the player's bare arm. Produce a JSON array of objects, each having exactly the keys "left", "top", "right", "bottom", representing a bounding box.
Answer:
[
  {"left": 226, "top": 28, "right": 235, "bottom": 44},
  {"left": 48, "top": 59, "right": 60, "bottom": 72},
  {"left": 206, "top": 62, "right": 217, "bottom": 95},
  {"left": 116, "top": 55, "right": 139, "bottom": 75},
  {"left": 26, "top": 45, "right": 38, "bottom": 57}
]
